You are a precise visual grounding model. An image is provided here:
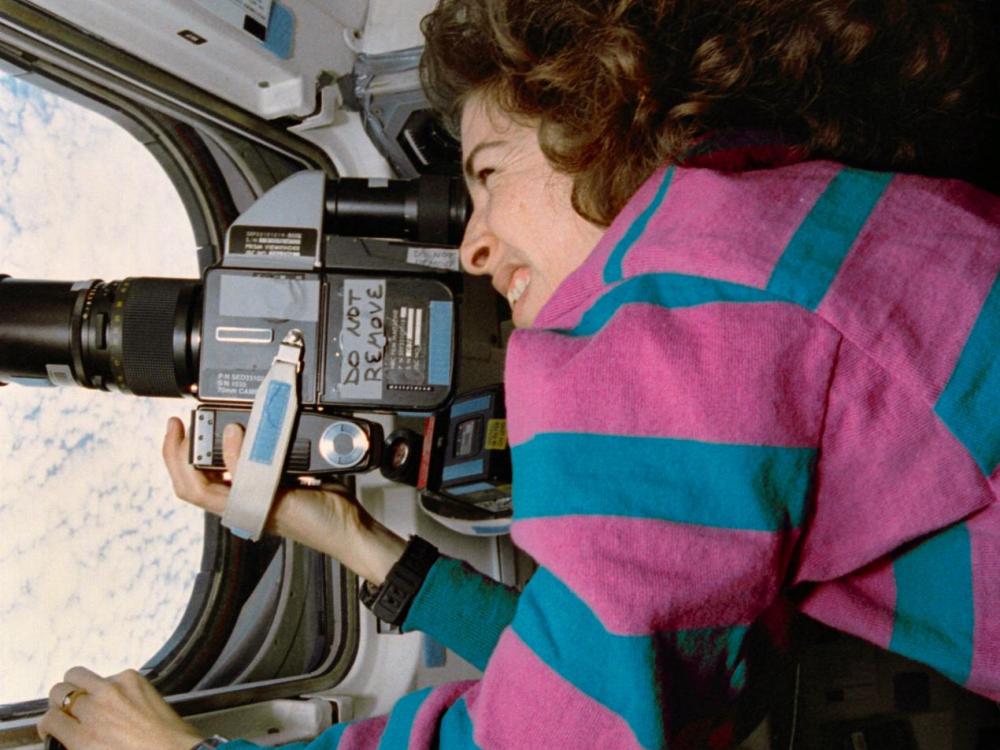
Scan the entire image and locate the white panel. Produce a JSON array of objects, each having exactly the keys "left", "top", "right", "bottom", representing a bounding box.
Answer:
[
  {"left": 27, "top": 0, "right": 369, "bottom": 119},
  {"left": 359, "top": 0, "right": 438, "bottom": 54}
]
